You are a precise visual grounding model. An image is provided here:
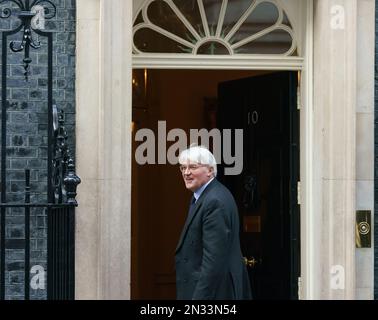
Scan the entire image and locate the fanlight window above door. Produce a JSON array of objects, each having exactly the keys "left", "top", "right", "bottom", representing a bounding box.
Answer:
[{"left": 133, "top": 0, "right": 297, "bottom": 56}]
